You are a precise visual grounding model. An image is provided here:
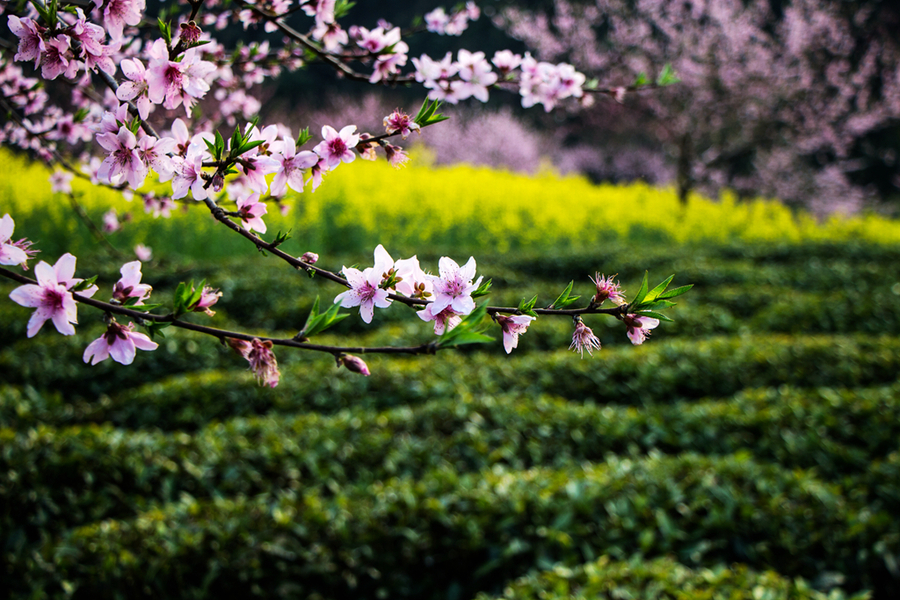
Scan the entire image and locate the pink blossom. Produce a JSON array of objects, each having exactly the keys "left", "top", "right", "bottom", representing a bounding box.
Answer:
[
  {"left": 8, "top": 16, "right": 45, "bottom": 67},
  {"left": 8, "top": 253, "right": 96, "bottom": 337},
  {"left": 384, "top": 144, "right": 409, "bottom": 168},
  {"left": 271, "top": 136, "right": 318, "bottom": 196},
  {"left": 83, "top": 321, "right": 158, "bottom": 365},
  {"left": 96, "top": 125, "right": 148, "bottom": 189},
  {"left": 393, "top": 255, "right": 431, "bottom": 298},
  {"left": 383, "top": 110, "right": 420, "bottom": 139},
  {"left": 493, "top": 50, "right": 522, "bottom": 74},
  {"left": 496, "top": 314, "right": 535, "bottom": 354},
  {"left": 569, "top": 319, "right": 601, "bottom": 357},
  {"left": 624, "top": 314, "right": 660, "bottom": 345},
  {"left": 143, "top": 194, "right": 175, "bottom": 218},
  {"left": 425, "top": 8, "right": 450, "bottom": 33},
  {"left": 370, "top": 49, "right": 408, "bottom": 84},
  {"left": 49, "top": 170, "right": 74, "bottom": 194},
  {"left": 190, "top": 285, "right": 222, "bottom": 316},
  {"left": 171, "top": 143, "right": 208, "bottom": 200},
  {"left": 314, "top": 125, "right": 360, "bottom": 169},
  {"left": 228, "top": 338, "right": 280, "bottom": 387},
  {"left": 312, "top": 21, "right": 348, "bottom": 52},
  {"left": 0, "top": 214, "right": 31, "bottom": 267},
  {"left": 137, "top": 134, "right": 177, "bottom": 182},
  {"left": 457, "top": 49, "right": 497, "bottom": 102},
  {"left": 134, "top": 244, "right": 152, "bottom": 261},
  {"left": 300, "top": 251, "right": 319, "bottom": 264},
  {"left": 339, "top": 354, "right": 370, "bottom": 376},
  {"left": 112, "top": 260, "right": 152, "bottom": 304},
  {"left": 301, "top": 0, "right": 336, "bottom": 26},
  {"left": 235, "top": 192, "right": 268, "bottom": 234},
  {"left": 417, "top": 303, "right": 463, "bottom": 335},
  {"left": 102, "top": 209, "right": 120, "bottom": 233},
  {"left": 95, "top": 0, "right": 145, "bottom": 41},
  {"left": 590, "top": 273, "right": 625, "bottom": 305},
  {"left": 146, "top": 38, "right": 216, "bottom": 115},
  {"left": 427, "top": 256, "right": 482, "bottom": 316},
  {"left": 307, "top": 156, "right": 328, "bottom": 191},
  {"left": 334, "top": 263, "right": 392, "bottom": 324},
  {"left": 41, "top": 35, "right": 78, "bottom": 81},
  {"left": 116, "top": 58, "right": 152, "bottom": 120}
]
